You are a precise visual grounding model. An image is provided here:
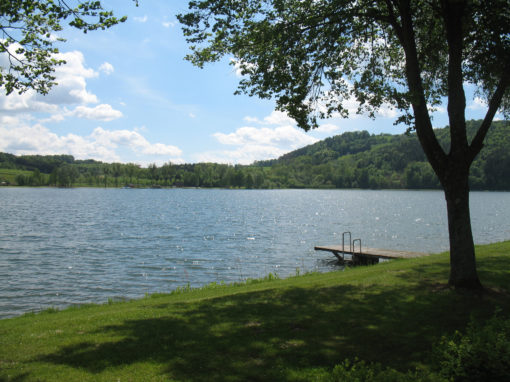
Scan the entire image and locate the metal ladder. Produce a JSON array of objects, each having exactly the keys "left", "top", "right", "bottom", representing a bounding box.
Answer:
[{"left": 342, "top": 231, "right": 362, "bottom": 261}]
